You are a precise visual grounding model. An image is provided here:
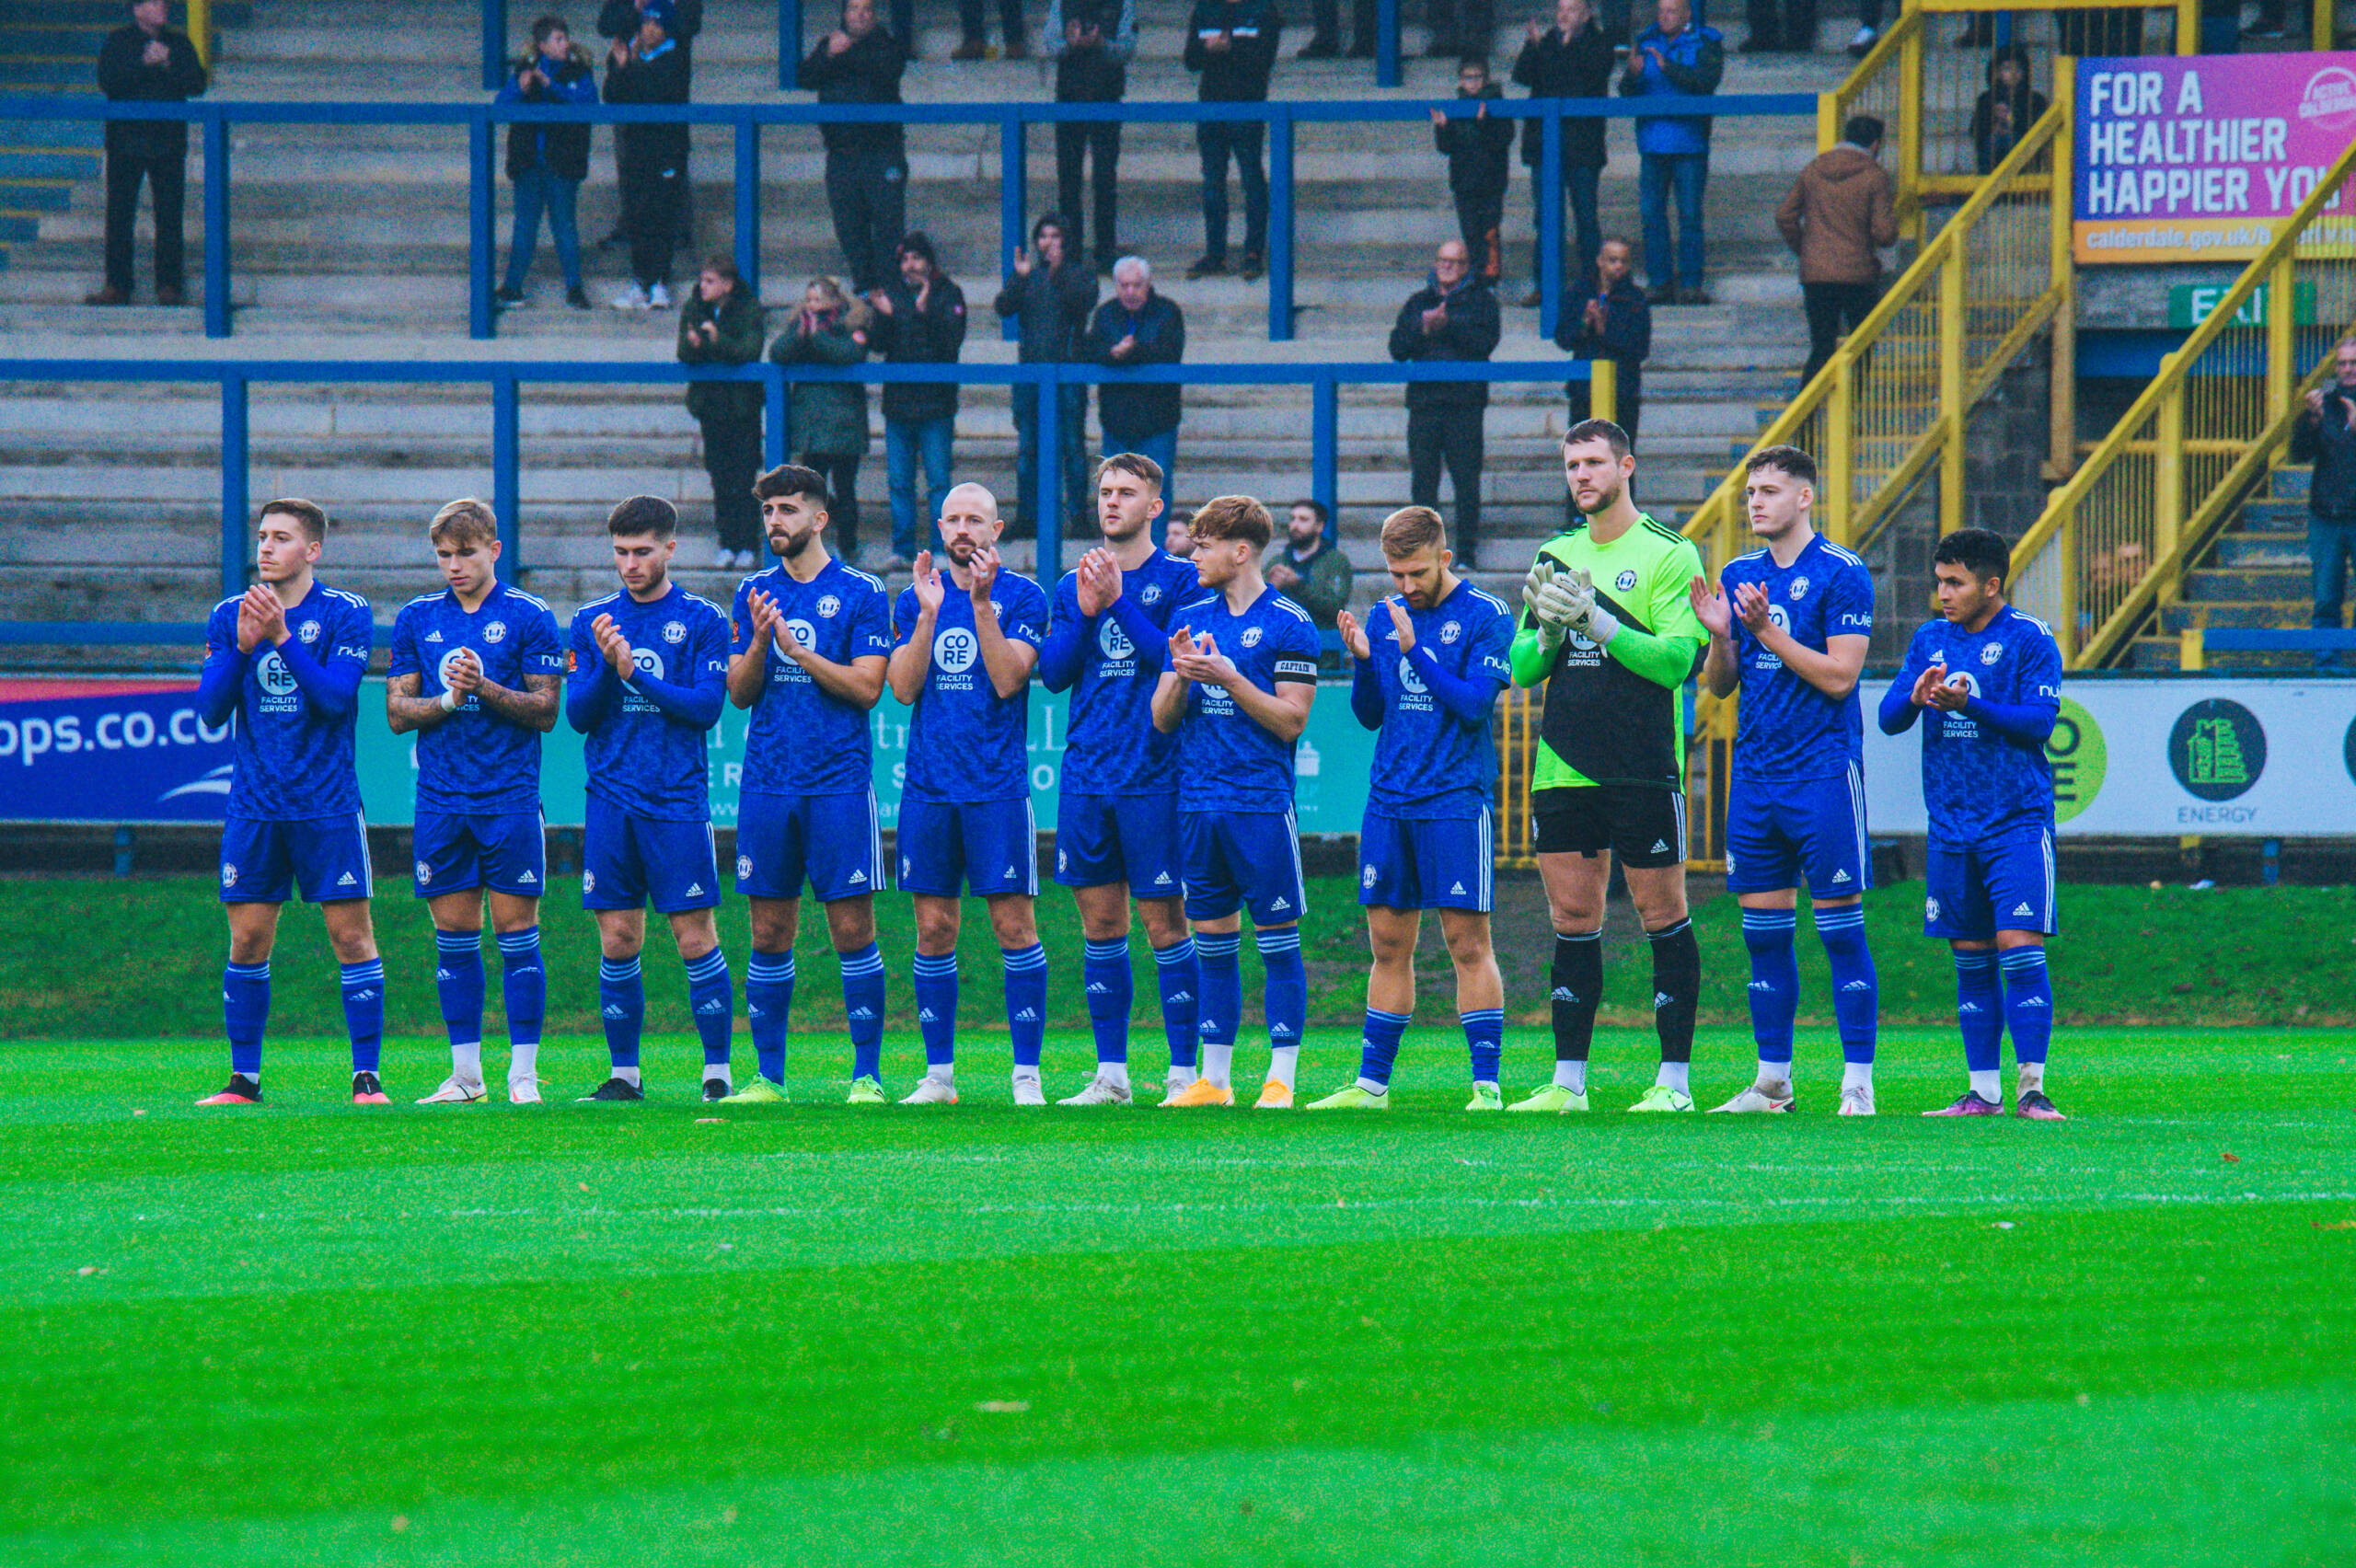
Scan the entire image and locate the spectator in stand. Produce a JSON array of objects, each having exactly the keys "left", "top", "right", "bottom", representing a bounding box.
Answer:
[
  {"left": 1557, "top": 234, "right": 1650, "bottom": 445},
  {"left": 798, "top": 0, "right": 911, "bottom": 296},
  {"left": 596, "top": 0, "right": 701, "bottom": 251},
  {"left": 953, "top": 0, "right": 1027, "bottom": 58},
  {"left": 871, "top": 232, "right": 969, "bottom": 565},
  {"left": 1388, "top": 240, "right": 1502, "bottom": 569},
  {"left": 1084, "top": 258, "right": 1187, "bottom": 518},
  {"left": 677, "top": 256, "right": 767, "bottom": 569},
  {"left": 1512, "top": 0, "right": 1611, "bottom": 306},
  {"left": 1970, "top": 45, "right": 2048, "bottom": 174},
  {"left": 995, "top": 213, "right": 1100, "bottom": 541},
  {"left": 1265, "top": 500, "right": 1354, "bottom": 655},
  {"left": 1183, "top": 0, "right": 1282, "bottom": 281},
  {"left": 2292, "top": 336, "right": 2356, "bottom": 666},
  {"left": 1622, "top": 0, "right": 1723, "bottom": 306},
  {"left": 88, "top": 0, "right": 207, "bottom": 307},
  {"left": 603, "top": 1, "right": 690, "bottom": 310},
  {"left": 768, "top": 277, "right": 874, "bottom": 565},
  {"left": 1299, "top": 0, "right": 1374, "bottom": 56},
  {"left": 494, "top": 16, "right": 598, "bottom": 311},
  {"left": 1739, "top": 0, "right": 1813, "bottom": 52},
  {"left": 1776, "top": 114, "right": 1896, "bottom": 383},
  {"left": 1047, "top": 0, "right": 1135, "bottom": 274},
  {"left": 1163, "top": 511, "right": 1197, "bottom": 557},
  {"left": 1433, "top": 59, "right": 1515, "bottom": 282}
]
